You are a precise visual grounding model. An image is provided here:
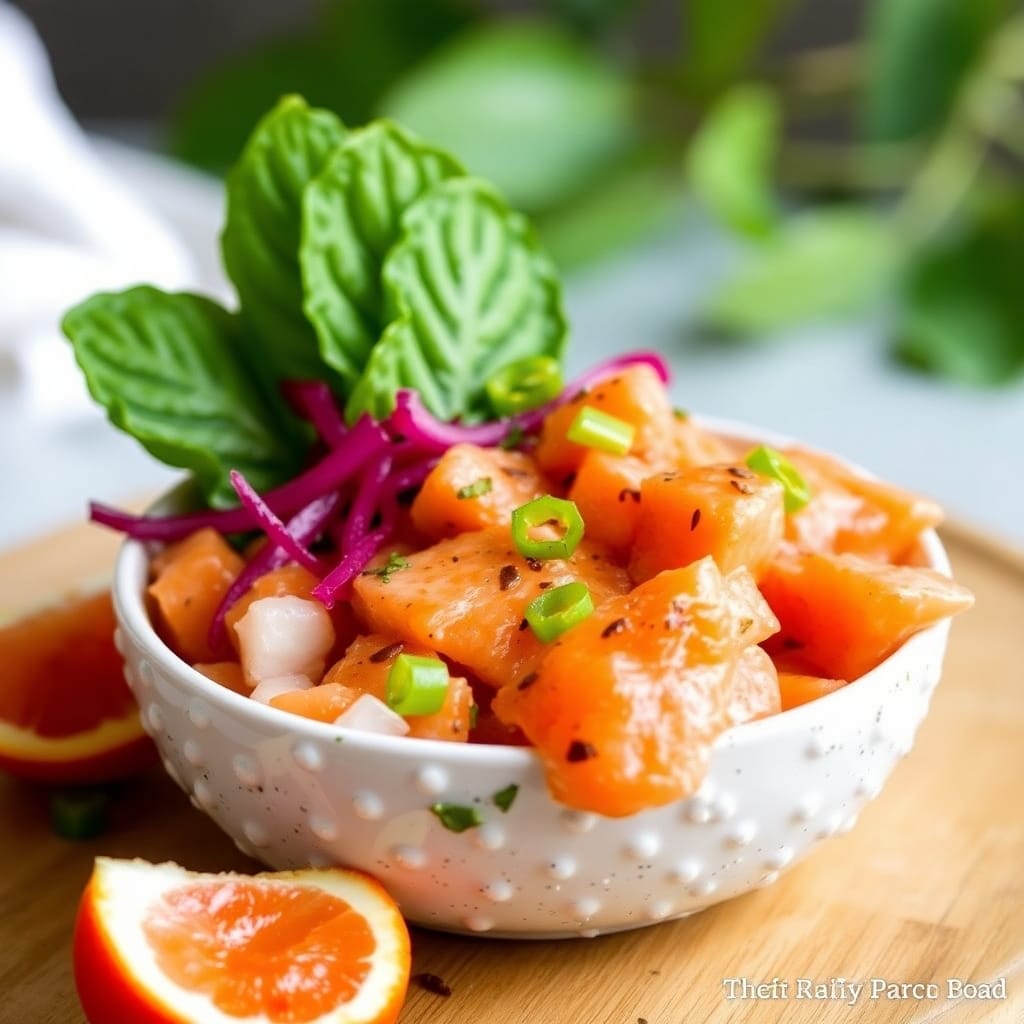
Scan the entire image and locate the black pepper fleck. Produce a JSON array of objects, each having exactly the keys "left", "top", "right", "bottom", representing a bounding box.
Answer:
[
  {"left": 730, "top": 479, "right": 754, "bottom": 495},
  {"left": 499, "top": 565, "right": 521, "bottom": 591},
  {"left": 538, "top": 580, "right": 553, "bottom": 589},
  {"left": 618, "top": 488, "right": 641, "bottom": 503},
  {"left": 601, "top": 618, "right": 627, "bottom": 638},
  {"left": 369, "top": 642, "right": 403, "bottom": 664},
  {"left": 525, "top": 557, "right": 543, "bottom": 572},
  {"left": 518, "top": 672, "right": 539, "bottom": 691},
  {"left": 728, "top": 466, "right": 755, "bottom": 479},
  {"left": 690, "top": 508, "right": 701, "bottom": 530},
  {"left": 567, "top": 740, "right": 598, "bottom": 762}
]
